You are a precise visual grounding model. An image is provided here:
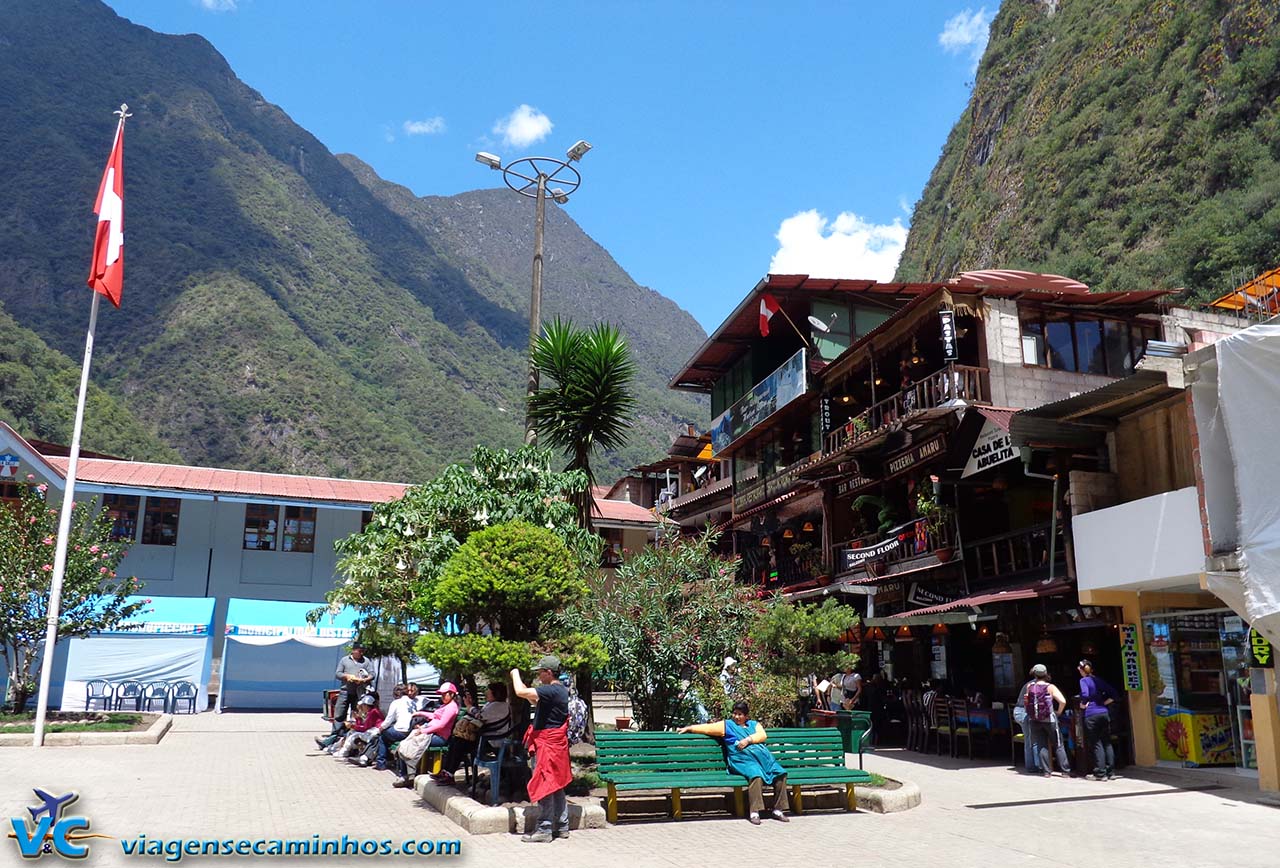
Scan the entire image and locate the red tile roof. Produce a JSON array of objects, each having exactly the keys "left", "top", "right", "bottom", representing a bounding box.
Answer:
[
  {"left": 46, "top": 457, "right": 409, "bottom": 505},
  {"left": 593, "top": 496, "right": 663, "bottom": 526}
]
